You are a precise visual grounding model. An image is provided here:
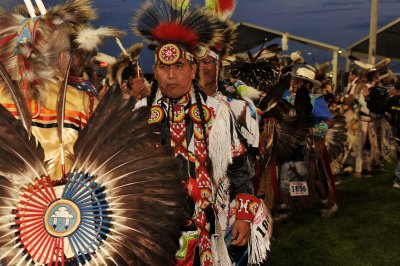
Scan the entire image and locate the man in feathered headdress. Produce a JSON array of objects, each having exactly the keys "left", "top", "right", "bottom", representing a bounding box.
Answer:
[
  {"left": 0, "top": 0, "right": 104, "bottom": 180},
  {"left": 197, "top": 18, "right": 260, "bottom": 150},
  {"left": 105, "top": 42, "right": 150, "bottom": 100},
  {"left": 0, "top": 1, "right": 189, "bottom": 265},
  {"left": 132, "top": 1, "right": 271, "bottom": 265}
]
